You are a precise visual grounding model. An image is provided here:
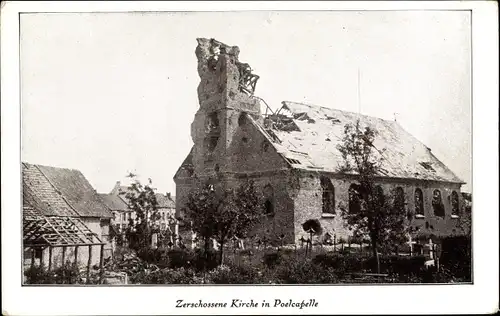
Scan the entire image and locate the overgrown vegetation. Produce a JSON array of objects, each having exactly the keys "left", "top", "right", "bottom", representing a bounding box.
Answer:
[
  {"left": 24, "top": 262, "right": 101, "bottom": 285},
  {"left": 116, "top": 247, "right": 469, "bottom": 284}
]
